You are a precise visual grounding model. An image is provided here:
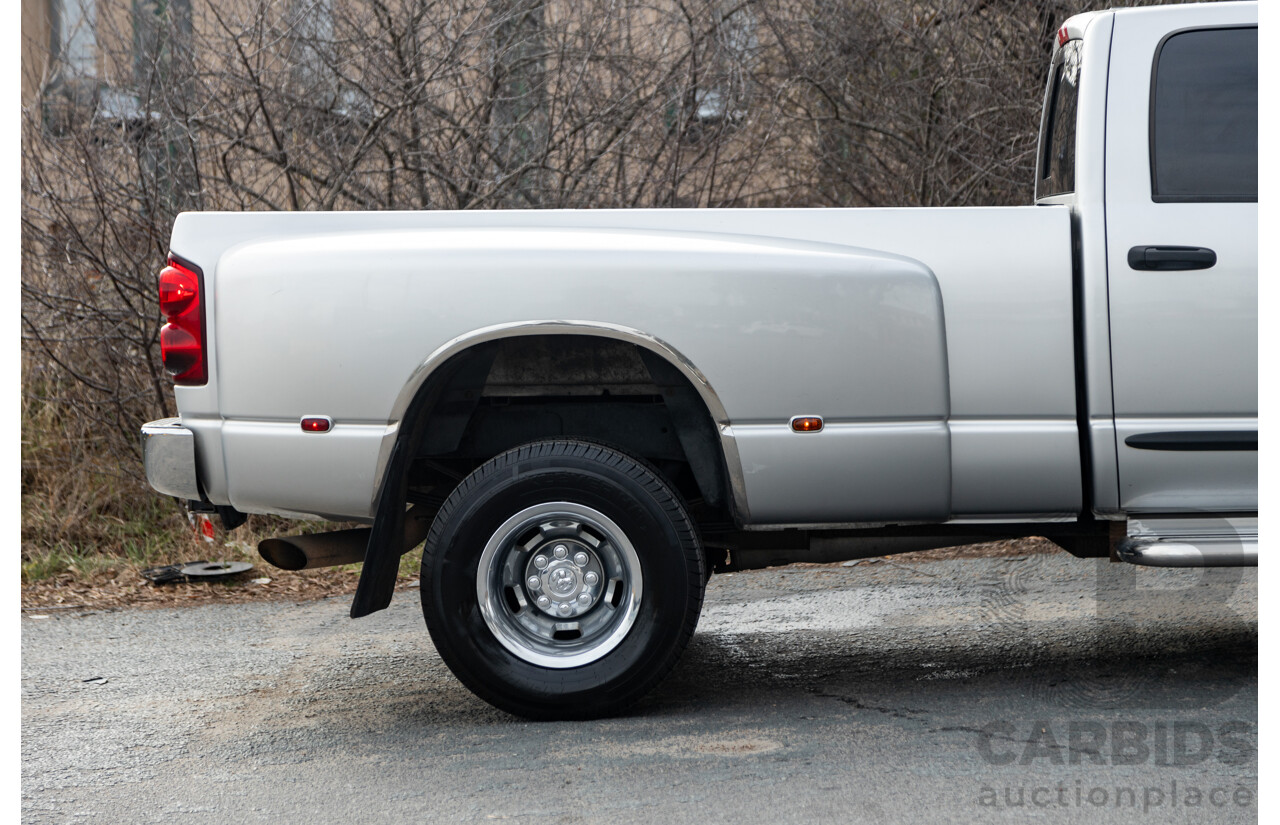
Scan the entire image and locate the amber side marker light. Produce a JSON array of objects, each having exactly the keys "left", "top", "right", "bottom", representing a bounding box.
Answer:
[
  {"left": 301, "top": 417, "right": 332, "bottom": 433},
  {"left": 791, "top": 416, "right": 824, "bottom": 433}
]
